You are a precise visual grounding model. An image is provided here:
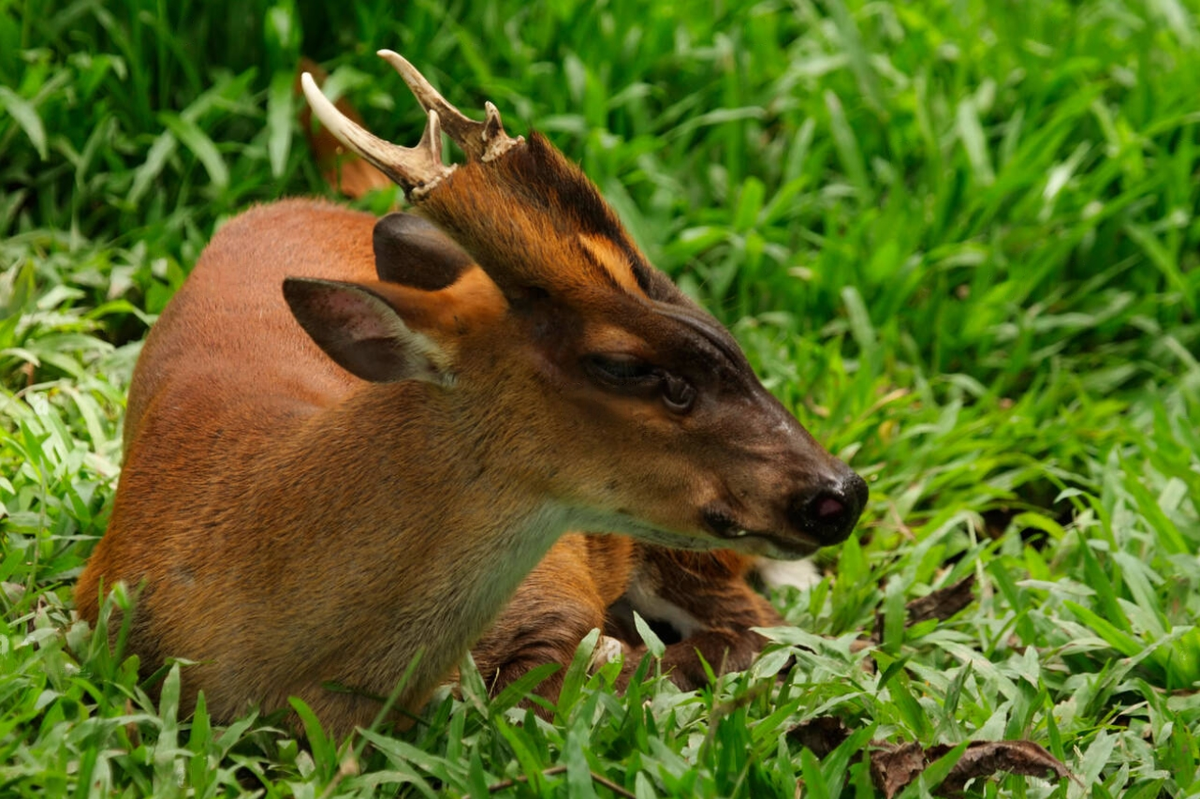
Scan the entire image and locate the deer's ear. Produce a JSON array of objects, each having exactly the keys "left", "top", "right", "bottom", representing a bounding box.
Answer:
[{"left": 283, "top": 277, "right": 452, "bottom": 385}]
